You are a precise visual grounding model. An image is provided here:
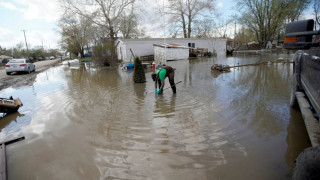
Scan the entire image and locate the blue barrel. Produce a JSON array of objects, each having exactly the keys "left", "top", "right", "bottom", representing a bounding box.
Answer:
[{"left": 126, "top": 63, "right": 134, "bottom": 69}]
